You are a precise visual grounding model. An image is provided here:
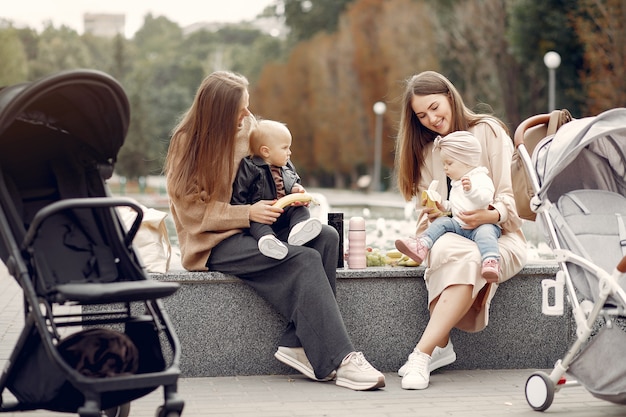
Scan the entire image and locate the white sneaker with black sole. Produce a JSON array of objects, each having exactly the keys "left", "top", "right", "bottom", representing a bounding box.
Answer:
[{"left": 288, "top": 218, "right": 322, "bottom": 246}]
